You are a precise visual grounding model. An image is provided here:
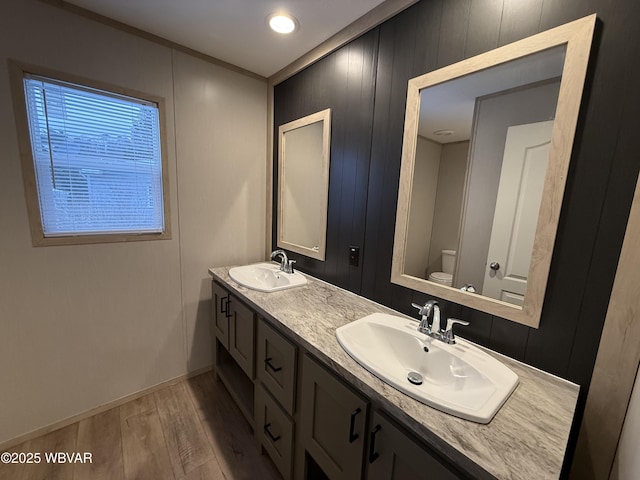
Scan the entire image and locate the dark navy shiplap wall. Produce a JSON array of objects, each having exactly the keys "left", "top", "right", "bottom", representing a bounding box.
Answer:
[
  {"left": 274, "top": 29, "right": 379, "bottom": 294},
  {"left": 274, "top": 0, "right": 640, "bottom": 463}
]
